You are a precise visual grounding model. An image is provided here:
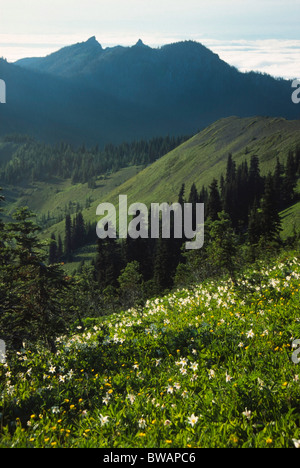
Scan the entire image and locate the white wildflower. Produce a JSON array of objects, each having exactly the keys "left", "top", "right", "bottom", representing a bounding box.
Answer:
[
  {"left": 100, "top": 414, "right": 109, "bottom": 426},
  {"left": 242, "top": 408, "right": 252, "bottom": 420},
  {"left": 138, "top": 418, "right": 147, "bottom": 429},
  {"left": 187, "top": 414, "right": 199, "bottom": 427},
  {"left": 127, "top": 394, "right": 136, "bottom": 404},
  {"left": 293, "top": 439, "right": 300, "bottom": 448},
  {"left": 225, "top": 373, "right": 232, "bottom": 383}
]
